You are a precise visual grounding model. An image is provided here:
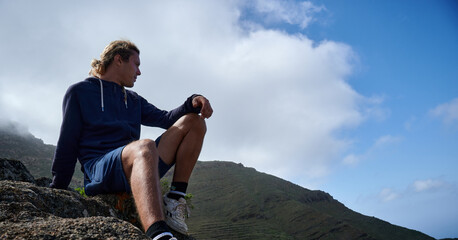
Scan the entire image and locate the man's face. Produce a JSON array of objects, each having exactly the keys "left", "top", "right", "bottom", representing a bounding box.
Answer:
[{"left": 119, "top": 52, "right": 141, "bottom": 88}]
